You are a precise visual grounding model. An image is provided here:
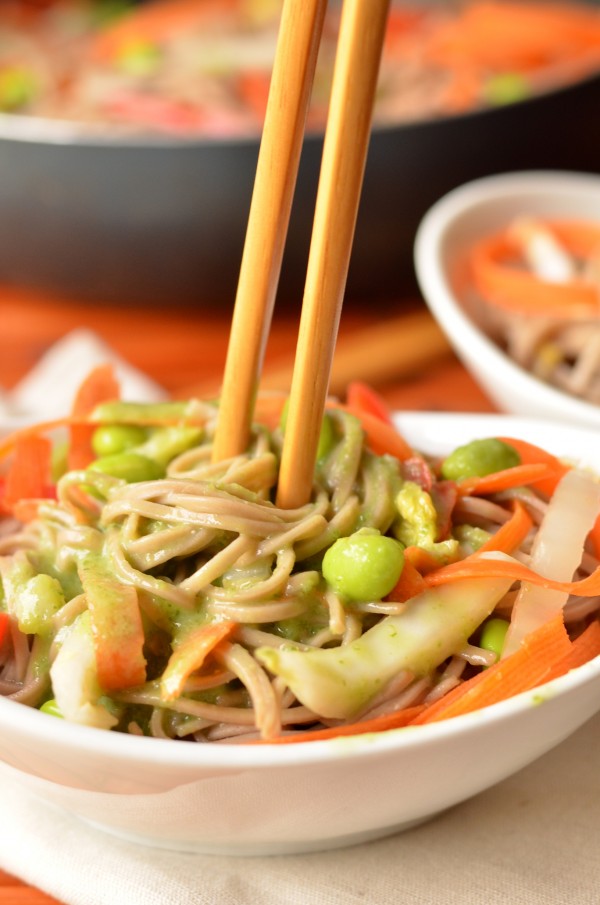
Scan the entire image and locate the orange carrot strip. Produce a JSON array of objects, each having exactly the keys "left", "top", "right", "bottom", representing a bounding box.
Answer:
[
  {"left": 424, "top": 552, "right": 600, "bottom": 598},
  {"left": 247, "top": 705, "right": 426, "bottom": 745},
  {"left": 469, "top": 230, "right": 600, "bottom": 320},
  {"left": 499, "top": 436, "right": 600, "bottom": 559},
  {"left": 428, "top": 2, "right": 600, "bottom": 73},
  {"left": 3, "top": 434, "right": 53, "bottom": 510},
  {"left": 478, "top": 500, "right": 533, "bottom": 554},
  {"left": 496, "top": 436, "right": 568, "bottom": 497},
  {"left": 0, "top": 417, "right": 79, "bottom": 461},
  {"left": 346, "top": 381, "right": 395, "bottom": 425},
  {"left": 457, "top": 462, "right": 563, "bottom": 497},
  {"left": 79, "top": 554, "right": 147, "bottom": 692},
  {"left": 0, "top": 612, "right": 8, "bottom": 648},
  {"left": 545, "top": 620, "right": 600, "bottom": 682},
  {"left": 0, "top": 412, "right": 213, "bottom": 463},
  {"left": 412, "top": 614, "right": 572, "bottom": 725},
  {"left": 161, "top": 620, "right": 237, "bottom": 701},
  {"left": 68, "top": 364, "right": 121, "bottom": 470},
  {"left": 93, "top": 0, "right": 237, "bottom": 57},
  {"left": 385, "top": 557, "right": 429, "bottom": 602},
  {"left": 236, "top": 71, "right": 271, "bottom": 122},
  {"left": 403, "top": 545, "right": 440, "bottom": 575},
  {"left": 331, "top": 403, "right": 413, "bottom": 460}
]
